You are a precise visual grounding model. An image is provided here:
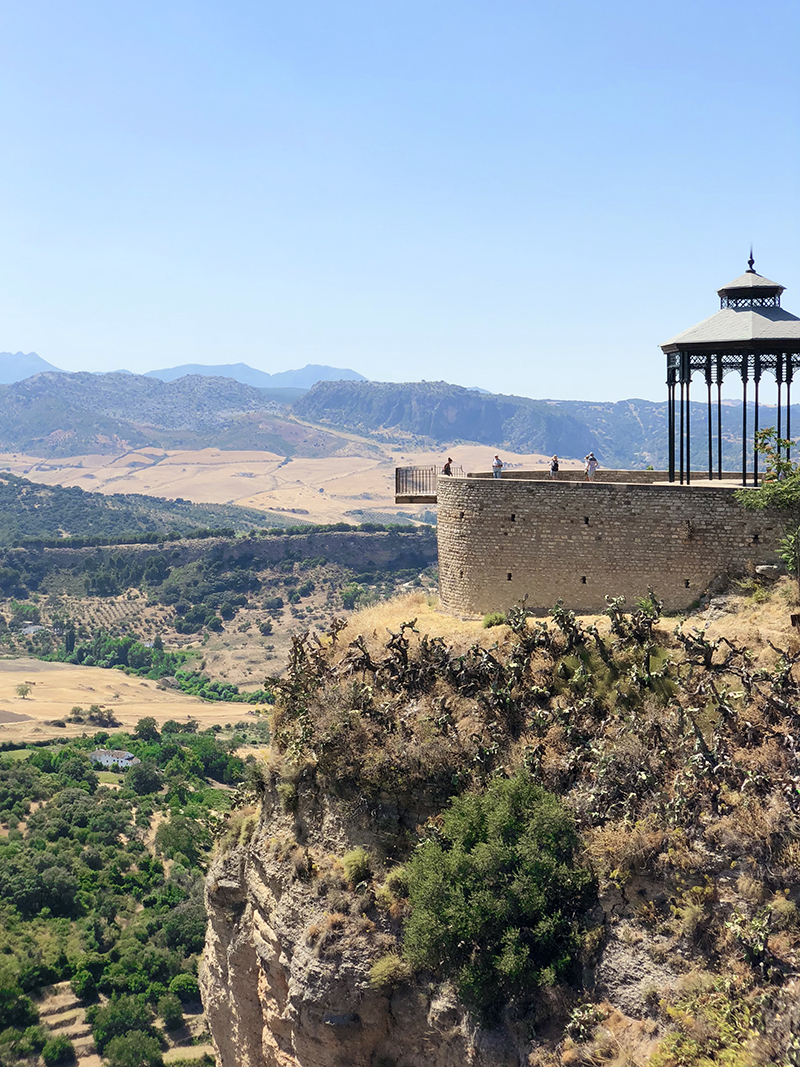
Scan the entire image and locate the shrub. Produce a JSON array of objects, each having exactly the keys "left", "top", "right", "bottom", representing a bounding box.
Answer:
[
  {"left": 369, "top": 953, "right": 413, "bottom": 991},
  {"left": 403, "top": 773, "right": 596, "bottom": 1016},
  {"left": 168, "top": 973, "right": 200, "bottom": 1003},
  {"left": 384, "top": 866, "right": 409, "bottom": 898},
  {"left": 157, "top": 993, "right": 184, "bottom": 1031},
  {"left": 342, "top": 847, "right": 372, "bottom": 887},
  {"left": 42, "top": 1036, "right": 76, "bottom": 1066},
  {"left": 70, "top": 968, "right": 97, "bottom": 1002},
  {"left": 482, "top": 611, "right": 507, "bottom": 628}
]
